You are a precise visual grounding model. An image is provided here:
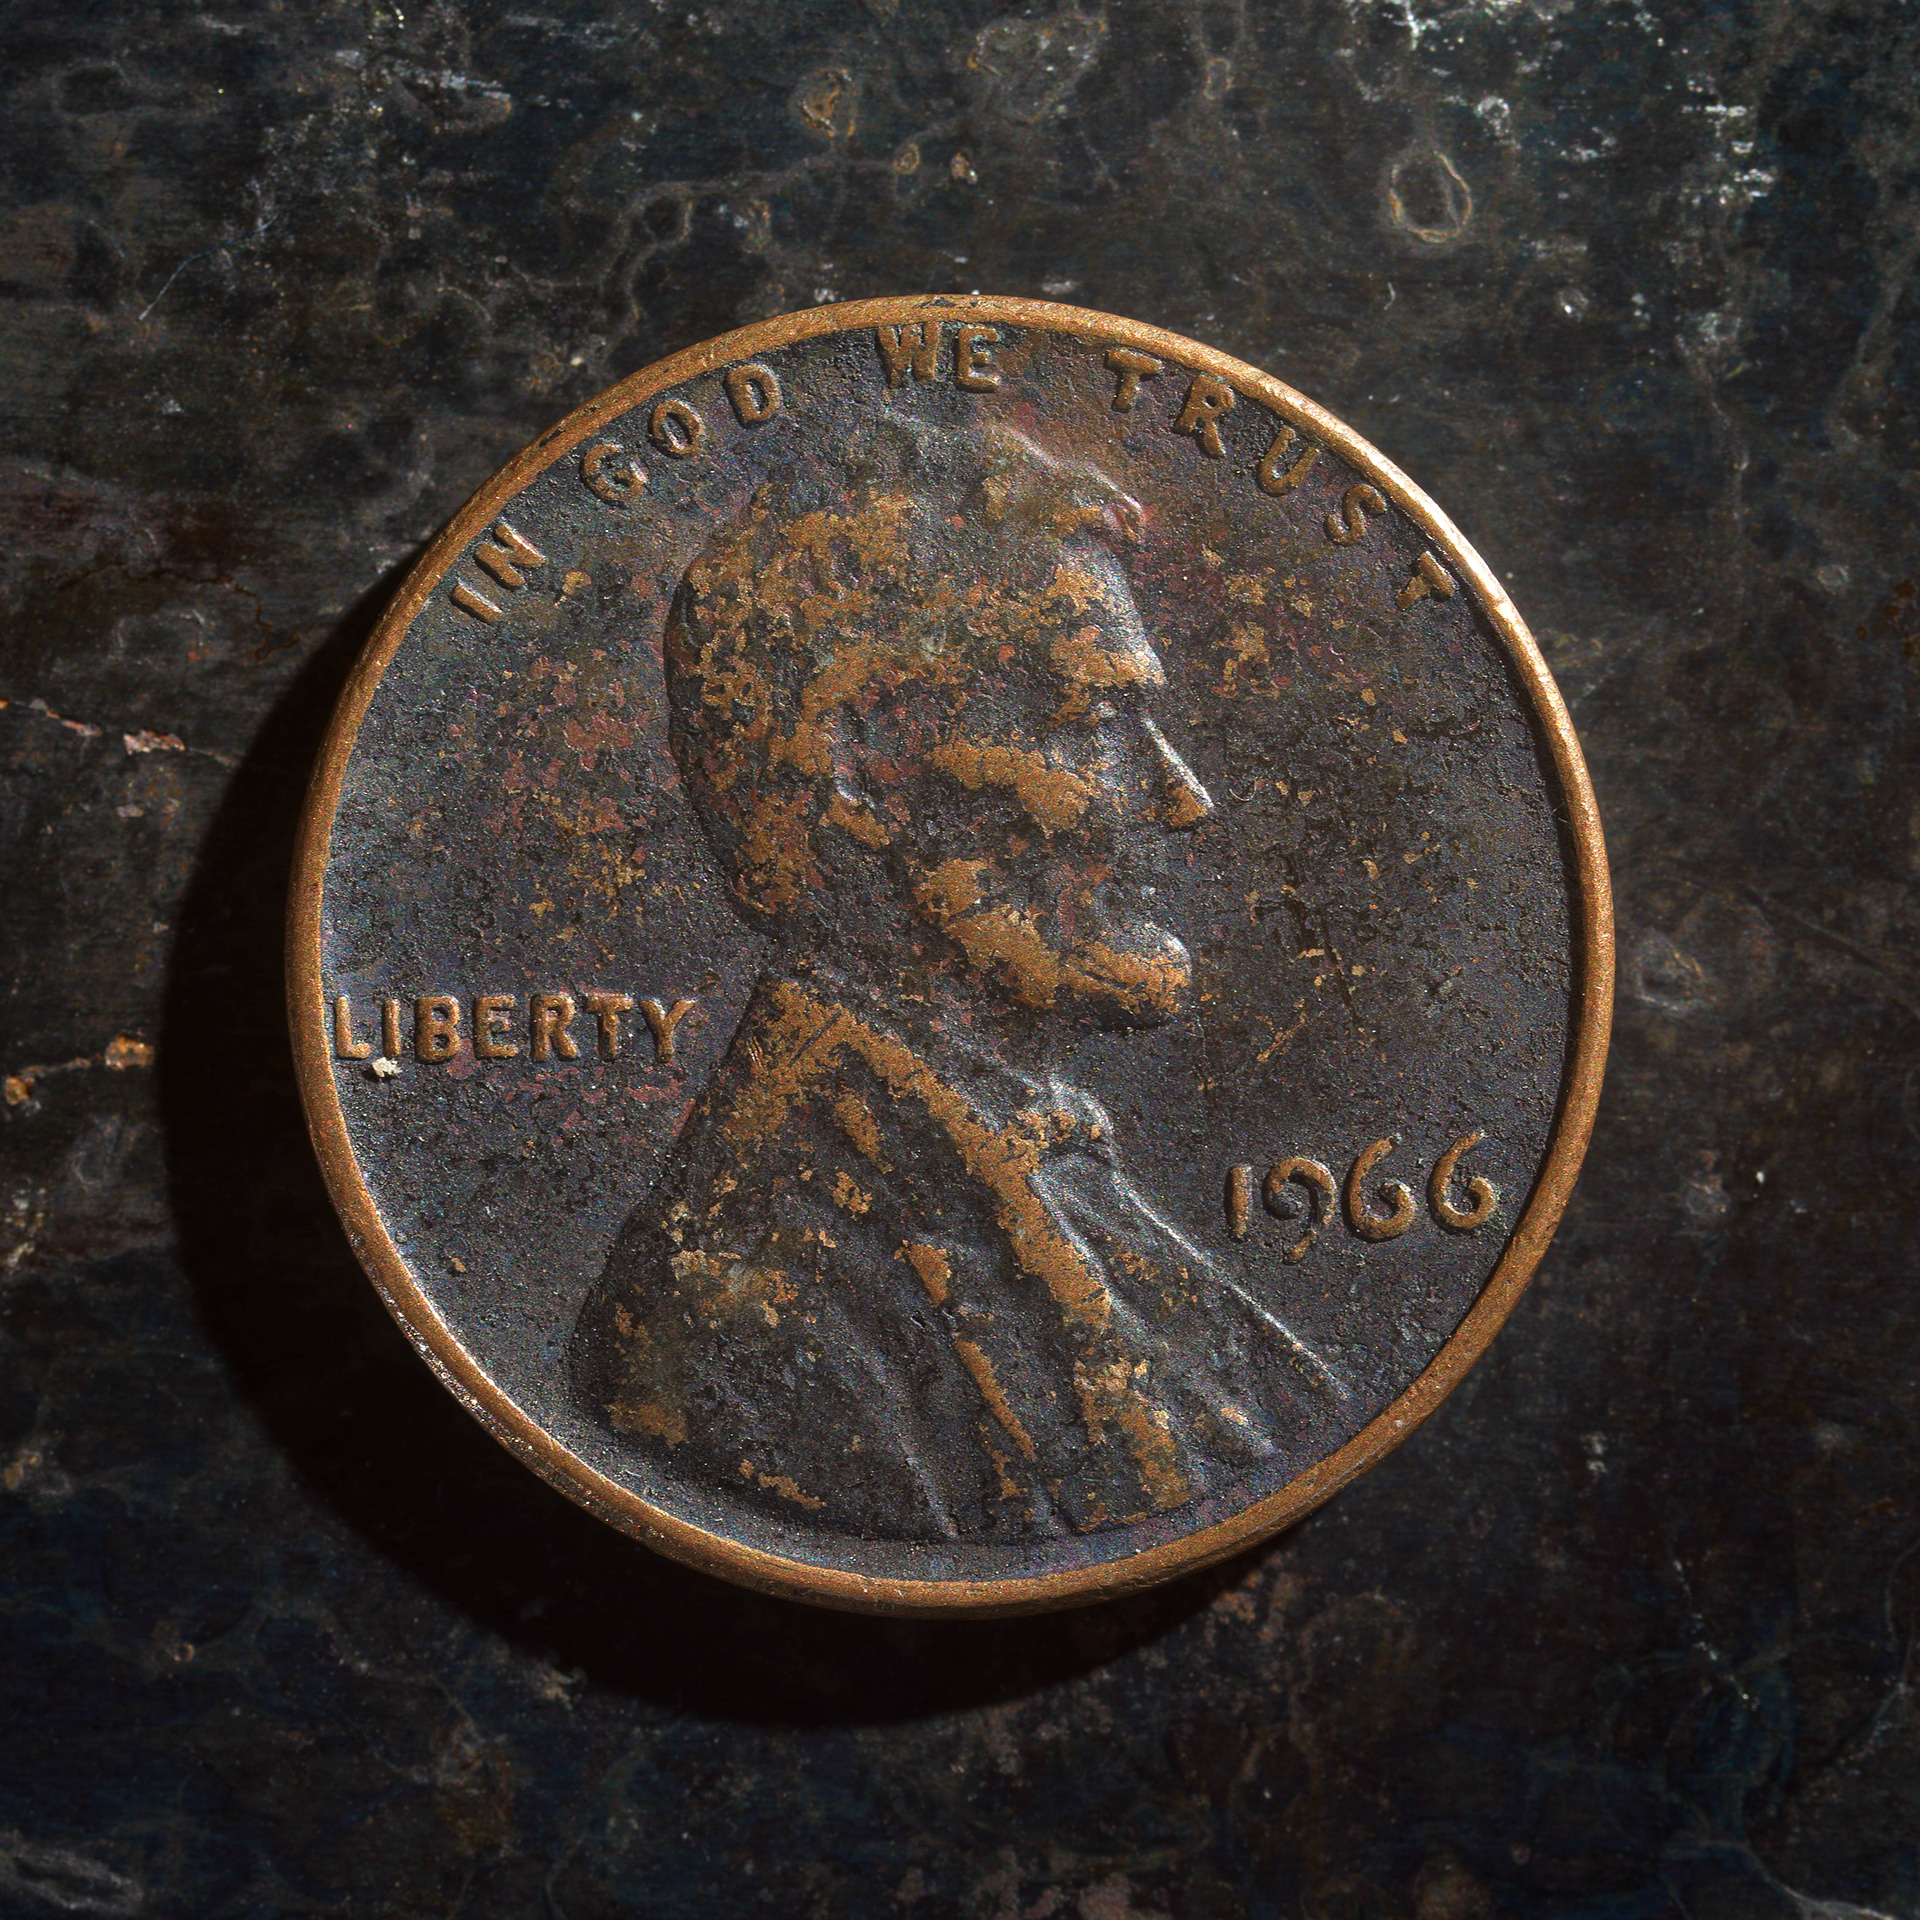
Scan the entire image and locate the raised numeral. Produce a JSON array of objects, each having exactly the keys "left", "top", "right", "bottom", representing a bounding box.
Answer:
[
  {"left": 1429, "top": 1131, "right": 1498, "bottom": 1231},
  {"left": 1263, "top": 1158, "right": 1338, "bottom": 1263},
  {"left": 1228, "top": 1135, "right": 1500, "bottom": 1250},
  {"left": 1345, "top": 1137, "right": 1418, "bottom": 1242}
]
